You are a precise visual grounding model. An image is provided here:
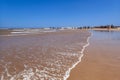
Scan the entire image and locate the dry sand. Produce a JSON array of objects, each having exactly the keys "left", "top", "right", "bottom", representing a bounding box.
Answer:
[{"left": 68, "top": 31, "right": 120, "bottom": 80}]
